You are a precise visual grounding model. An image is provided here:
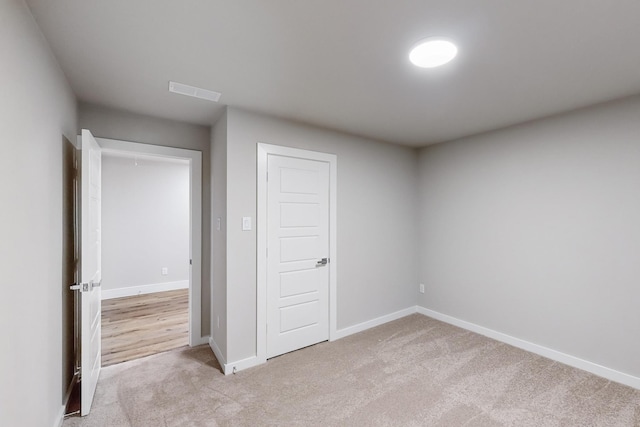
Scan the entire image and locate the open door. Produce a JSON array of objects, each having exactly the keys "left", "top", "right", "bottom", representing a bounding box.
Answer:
[{"left": 75, "top": 129, "right": 102, "bottom": 416}]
